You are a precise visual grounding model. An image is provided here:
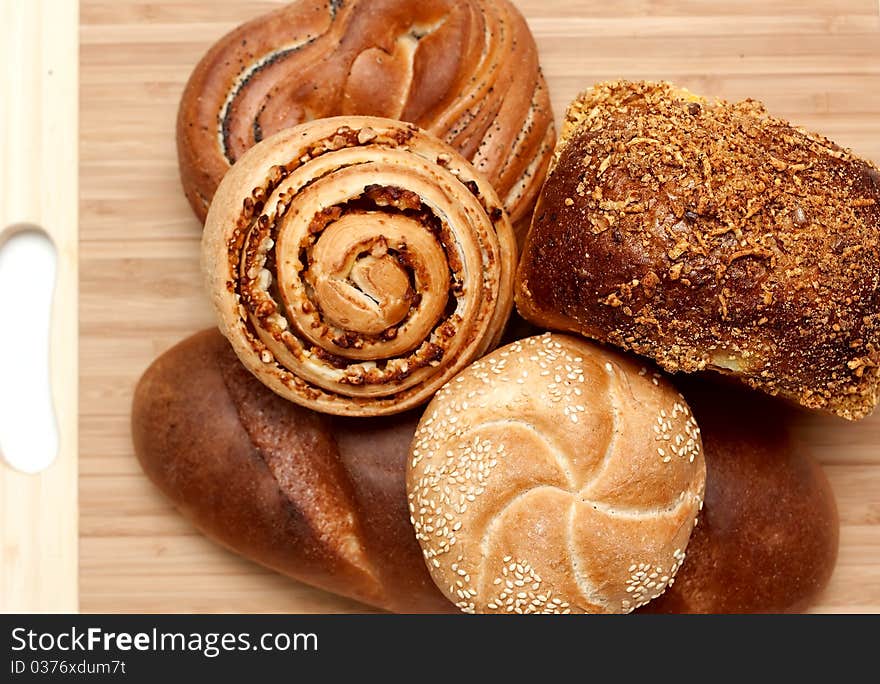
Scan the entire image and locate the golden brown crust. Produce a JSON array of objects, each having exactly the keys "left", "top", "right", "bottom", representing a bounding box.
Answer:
[
  {"left": 516, "top": 80, "right": 880, "bottom": 420},
  {"left": 132, "top": 331, "right": 838, "bottom": 614},
  {"left": 131, "top": 329, "right": 452, "bottom": 613},
  {"left": 177, "top": 0, "right": 554, "bottom": 236},
  {"left": 202, "top": 116, "right": 516, "bottom": 416},
  {"left": 406, "top": 334, "right": 706, "bottom": 613}
]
